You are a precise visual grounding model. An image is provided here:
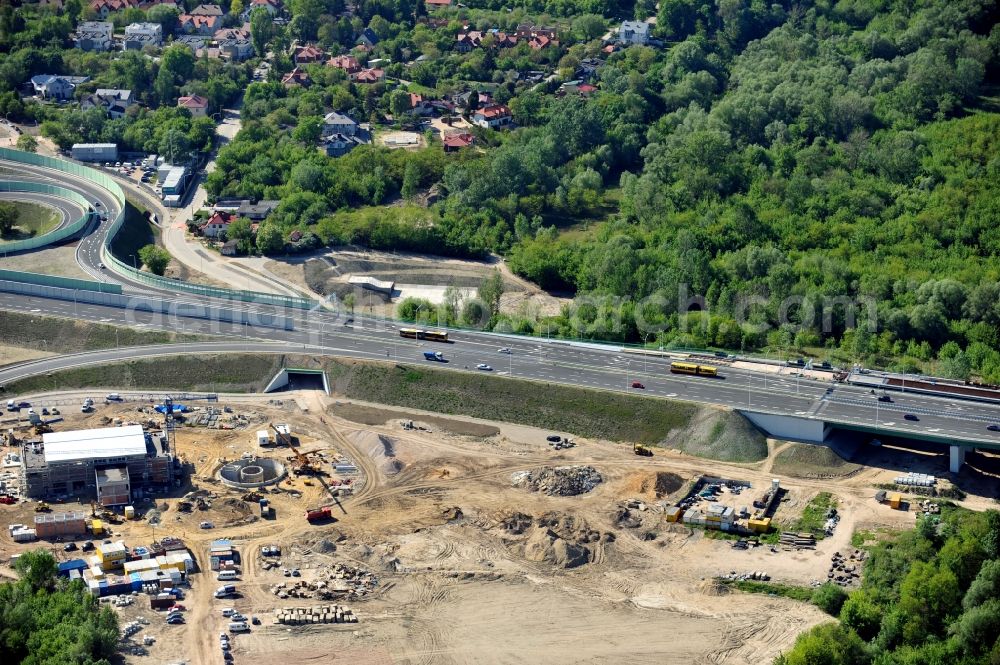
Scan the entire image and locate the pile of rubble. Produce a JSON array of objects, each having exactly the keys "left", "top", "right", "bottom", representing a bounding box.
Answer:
[
  {"left": 500, "top": 511, "right": 614, "bottom": 569},
  {"left": 827, "top": 549, "right": 866, "bottom": 587},
  {"left": 511, "top": 466, "right": 603, "bottom": 496},
  {"left": 720, "top": 570, "right": 771, "bottom": 582},
  {"left": 274, "top": 605, "right": 357, "bottom": 625},
  {"left": 270, "top": 563, "right": 378, "bottom": 600}
]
